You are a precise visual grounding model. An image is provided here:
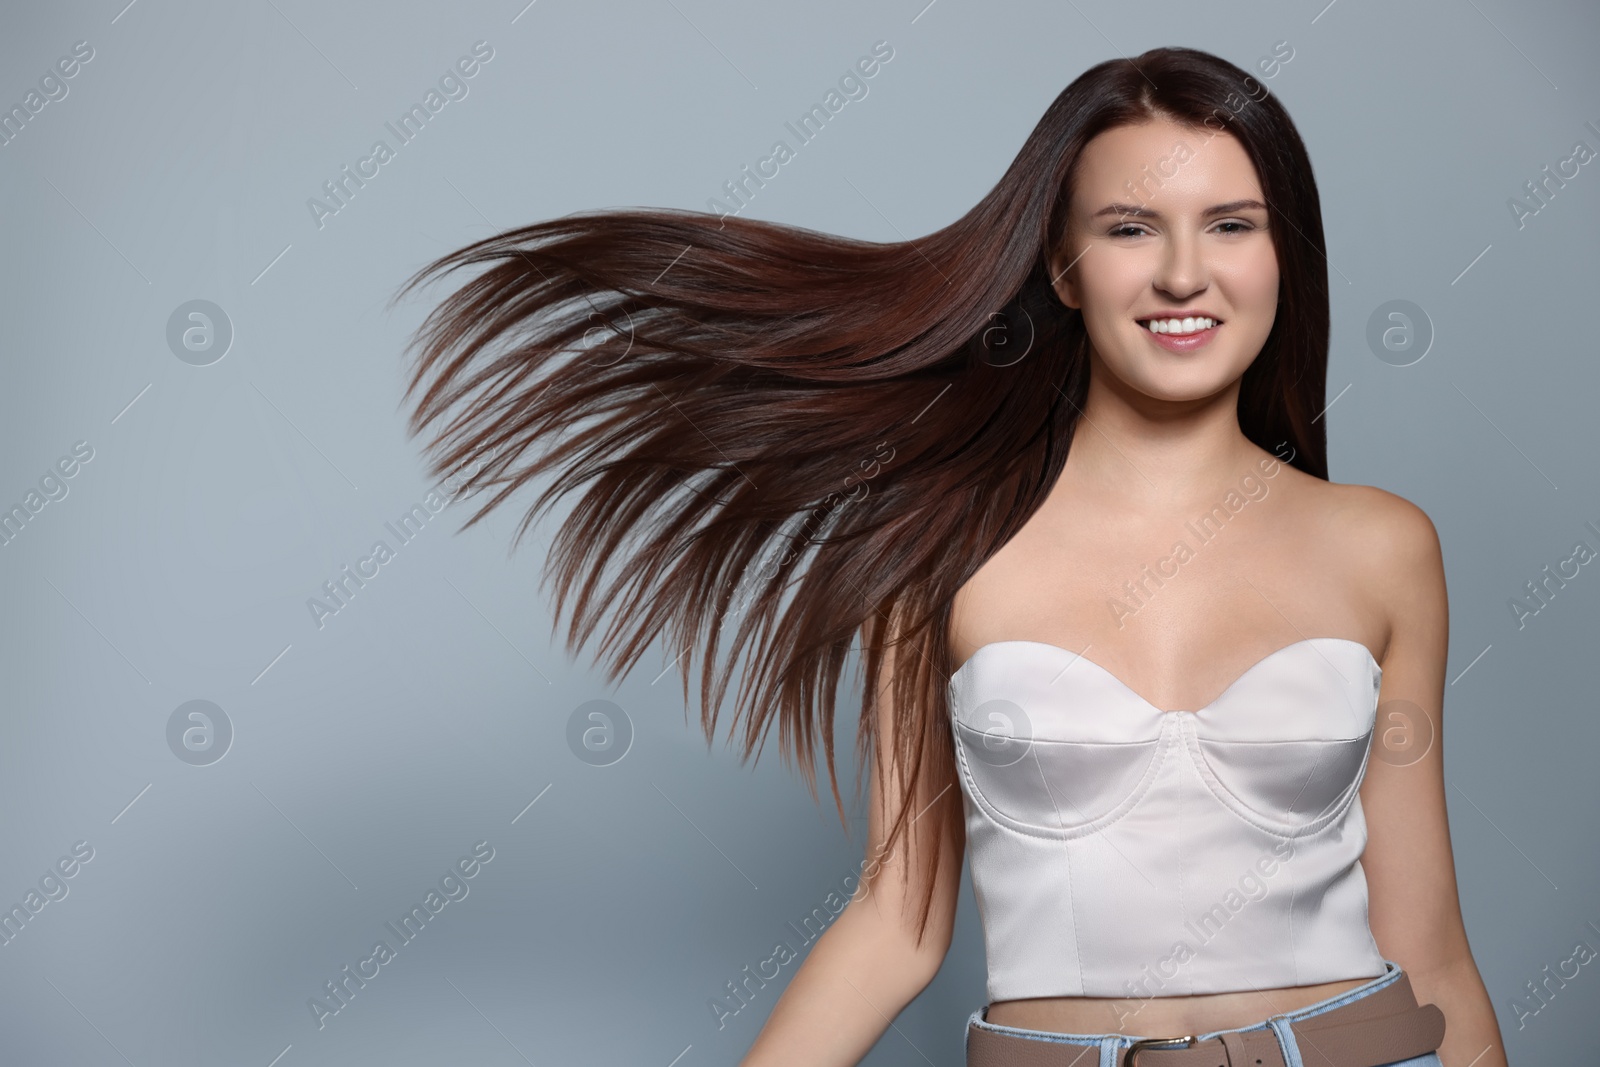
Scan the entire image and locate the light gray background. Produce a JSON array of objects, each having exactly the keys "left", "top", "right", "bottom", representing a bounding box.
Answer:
[{"left": 2, "top": 1, "right": 1597, "bottom": 1064}]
